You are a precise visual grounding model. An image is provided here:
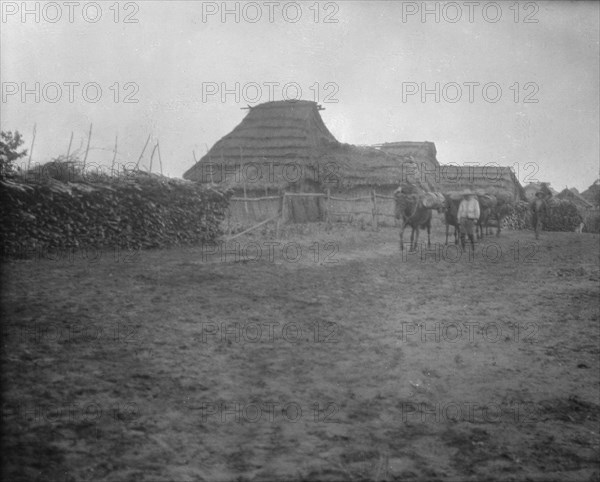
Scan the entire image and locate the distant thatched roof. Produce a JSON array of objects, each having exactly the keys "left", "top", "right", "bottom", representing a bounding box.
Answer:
[
  {"left": 320, "top": 143, "right": 434, "bottom": 191},
  {"left": 183, "top": 100, "right": 433, "bottom": 191},
  {"left": 581, "top": 179, "right": 600, "bottom": 207},
  {"left": 557, "top": 188, "right": 594, "bottom": 210},
  {"left": 436, "top": 165, "right": 525, "bottom": 201},
  {"left": 372, "top": 141, "right": 440, "bottom": 171},
  {"left": 524, "top": 182, "right": 559, "bottom": 197}
]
